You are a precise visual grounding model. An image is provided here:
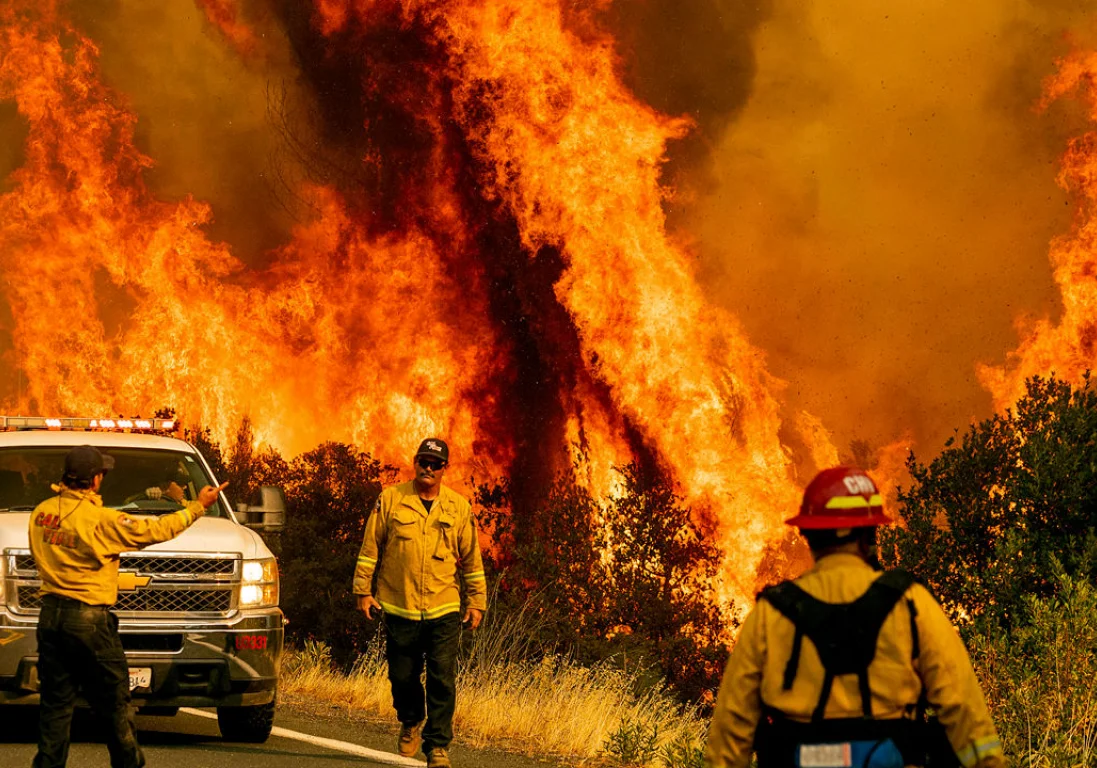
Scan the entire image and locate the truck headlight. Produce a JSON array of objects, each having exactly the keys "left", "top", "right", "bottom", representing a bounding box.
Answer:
[{"left": 239, "top": 558, "right": 278, "bottom": 608}]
